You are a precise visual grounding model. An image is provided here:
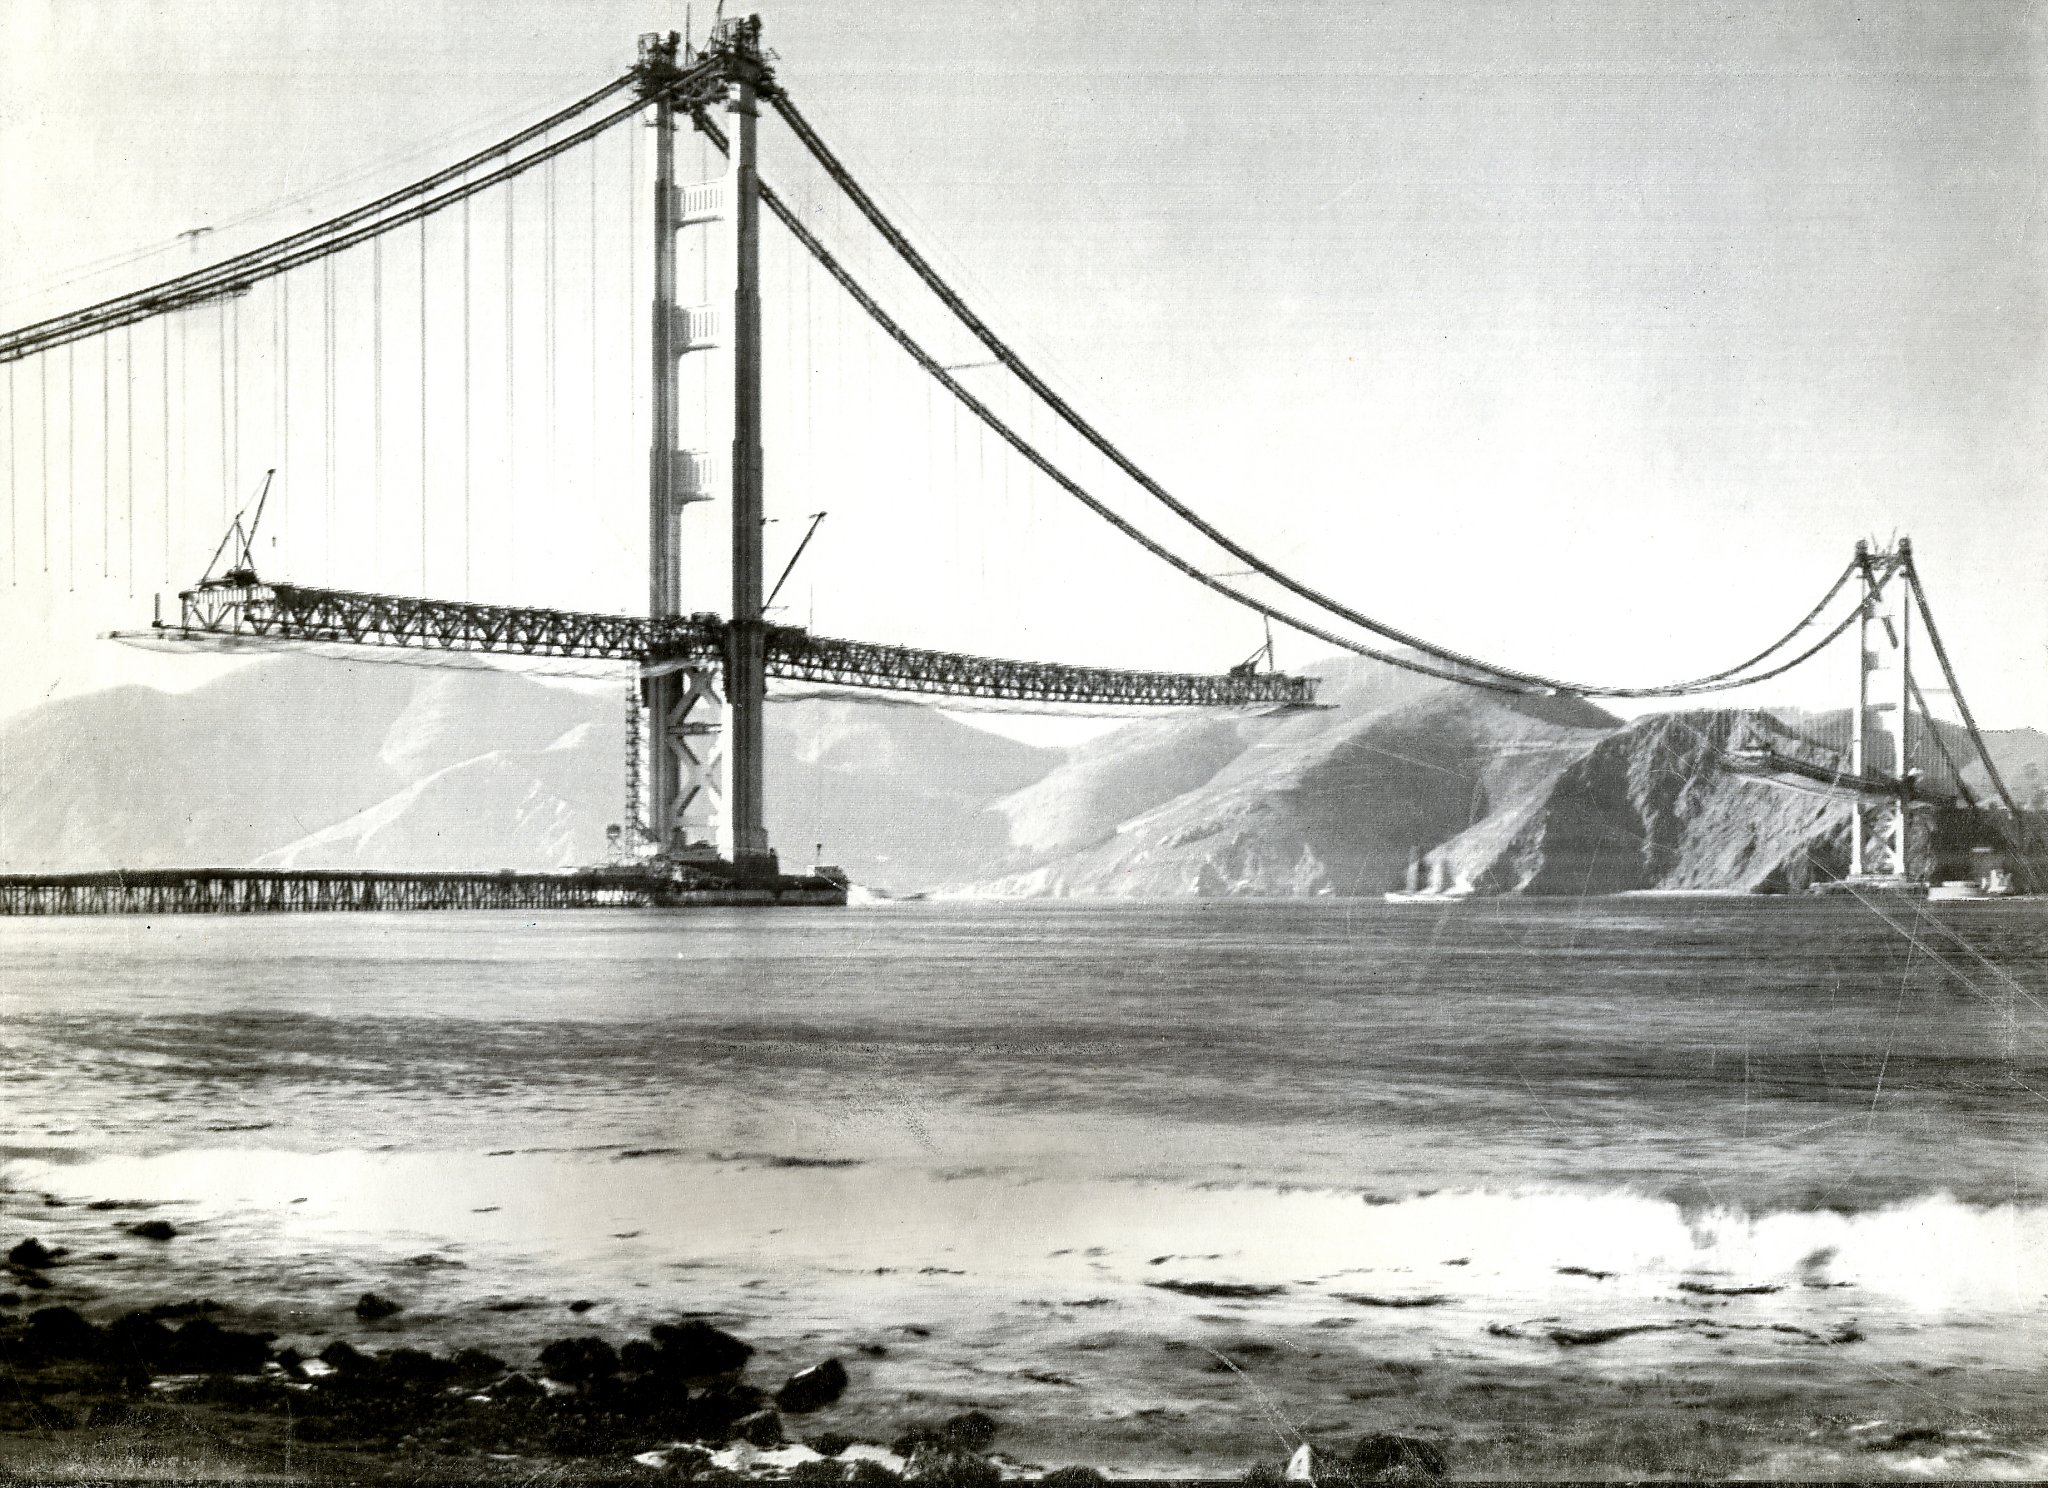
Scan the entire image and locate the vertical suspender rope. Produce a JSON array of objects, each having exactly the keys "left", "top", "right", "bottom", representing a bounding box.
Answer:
[
  {"left": 323, "top": 257, "right": 336, "bottom": 569},
  {"left": 544, "top": 154, "right": 556, "bottom": 501},
  {"left": 230, "top": 295, "right": 241, "bottom": 512},
  {"left": 420, "top": 216, "right": 429, "bottom": 592},
  {"left": 65, "top": 343, "right": 75, "bottom": 588},
  {"left": 462, "top": 196, "right": 472, "bottom": 598},
  {"left": 279, "top": 272, "right": 290, "bottom": 565},
  {"left": 39, "top": 353, "right": 48, "bottom": 574},
  {"left": 589, "top": 137, "right": 599, "bottom": 504},
  {"left": 627, "top": 119, "right": 638, "bottom": 535},
  {"left": 101, "top": 334, "right": 110, "bottom": 577},
  {"left": 161, "top": 317, "right": 171, "bottom": 582},
  {"left": 373, "top": 236, "right": 384, "bottom": 557},
  {"left": 124, "top": 325, "right": 134, "bottom": 591},
  {"left": 505, "top": 177, "right": 517, "bottom": 582},
  {"left": 4, "top": 359, "right": 12, "bottom": 584},
  {"left": 217, "top": 298, "right": 228, "bottom": 523}
]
